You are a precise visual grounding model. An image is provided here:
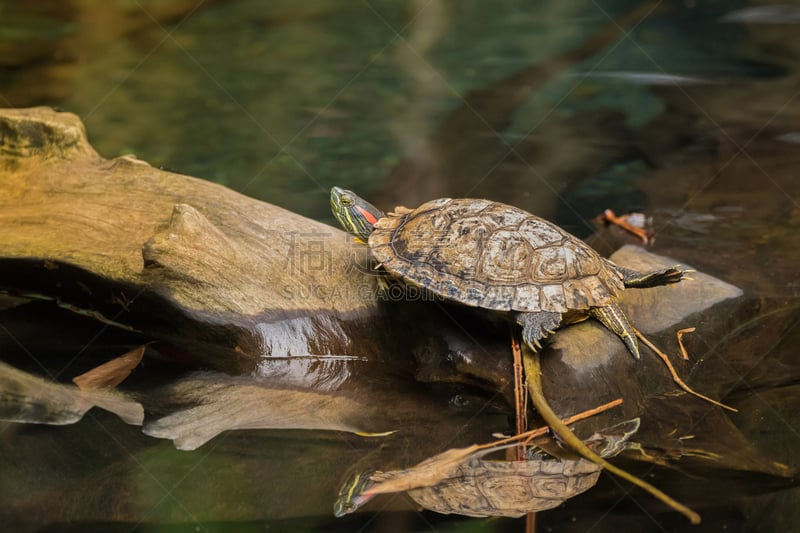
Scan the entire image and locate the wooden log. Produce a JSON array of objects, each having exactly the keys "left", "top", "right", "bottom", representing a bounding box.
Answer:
[{"left": 0, "top": 106, "right": 380, "bottom": 371}]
